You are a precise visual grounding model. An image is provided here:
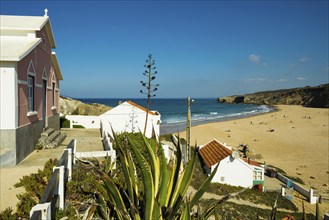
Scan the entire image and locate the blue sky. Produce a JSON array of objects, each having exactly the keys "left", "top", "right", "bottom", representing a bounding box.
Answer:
[{"left": 1, "top": 1, "right": 328, "bottom": 98}]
